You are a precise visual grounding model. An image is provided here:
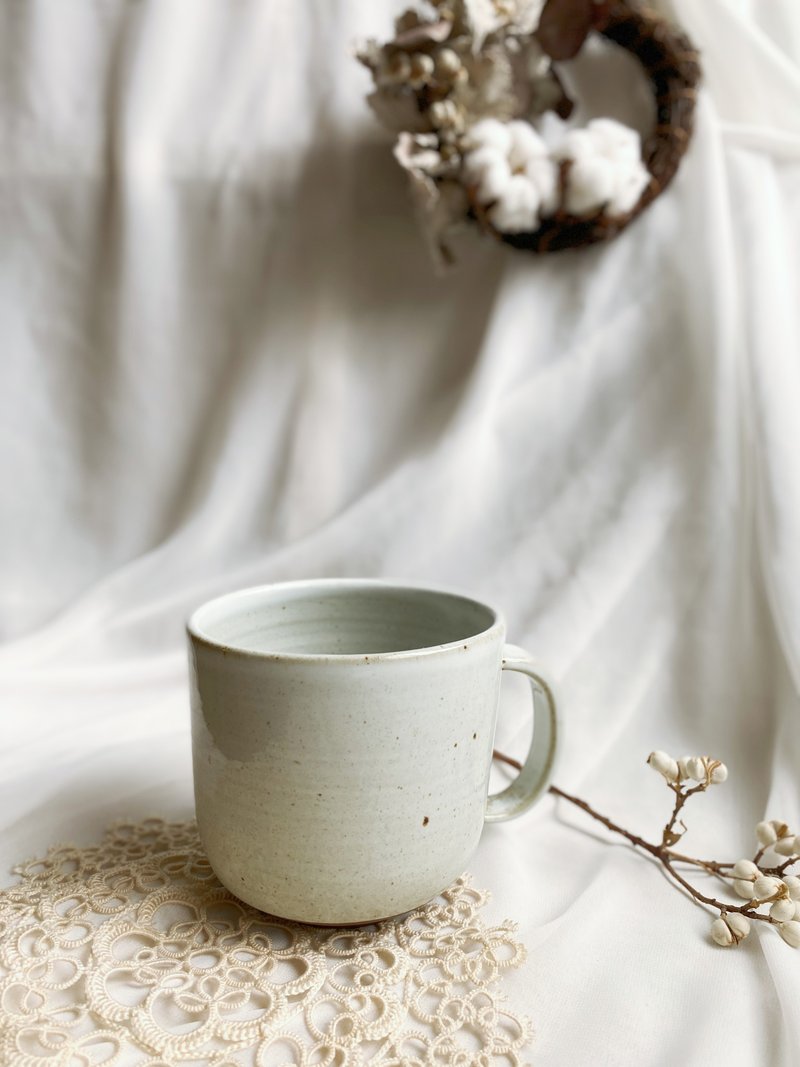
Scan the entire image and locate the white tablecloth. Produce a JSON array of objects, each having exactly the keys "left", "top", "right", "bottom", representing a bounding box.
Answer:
[{"left": 2, "top": 1, "right": 800, "bottom": 1063}]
